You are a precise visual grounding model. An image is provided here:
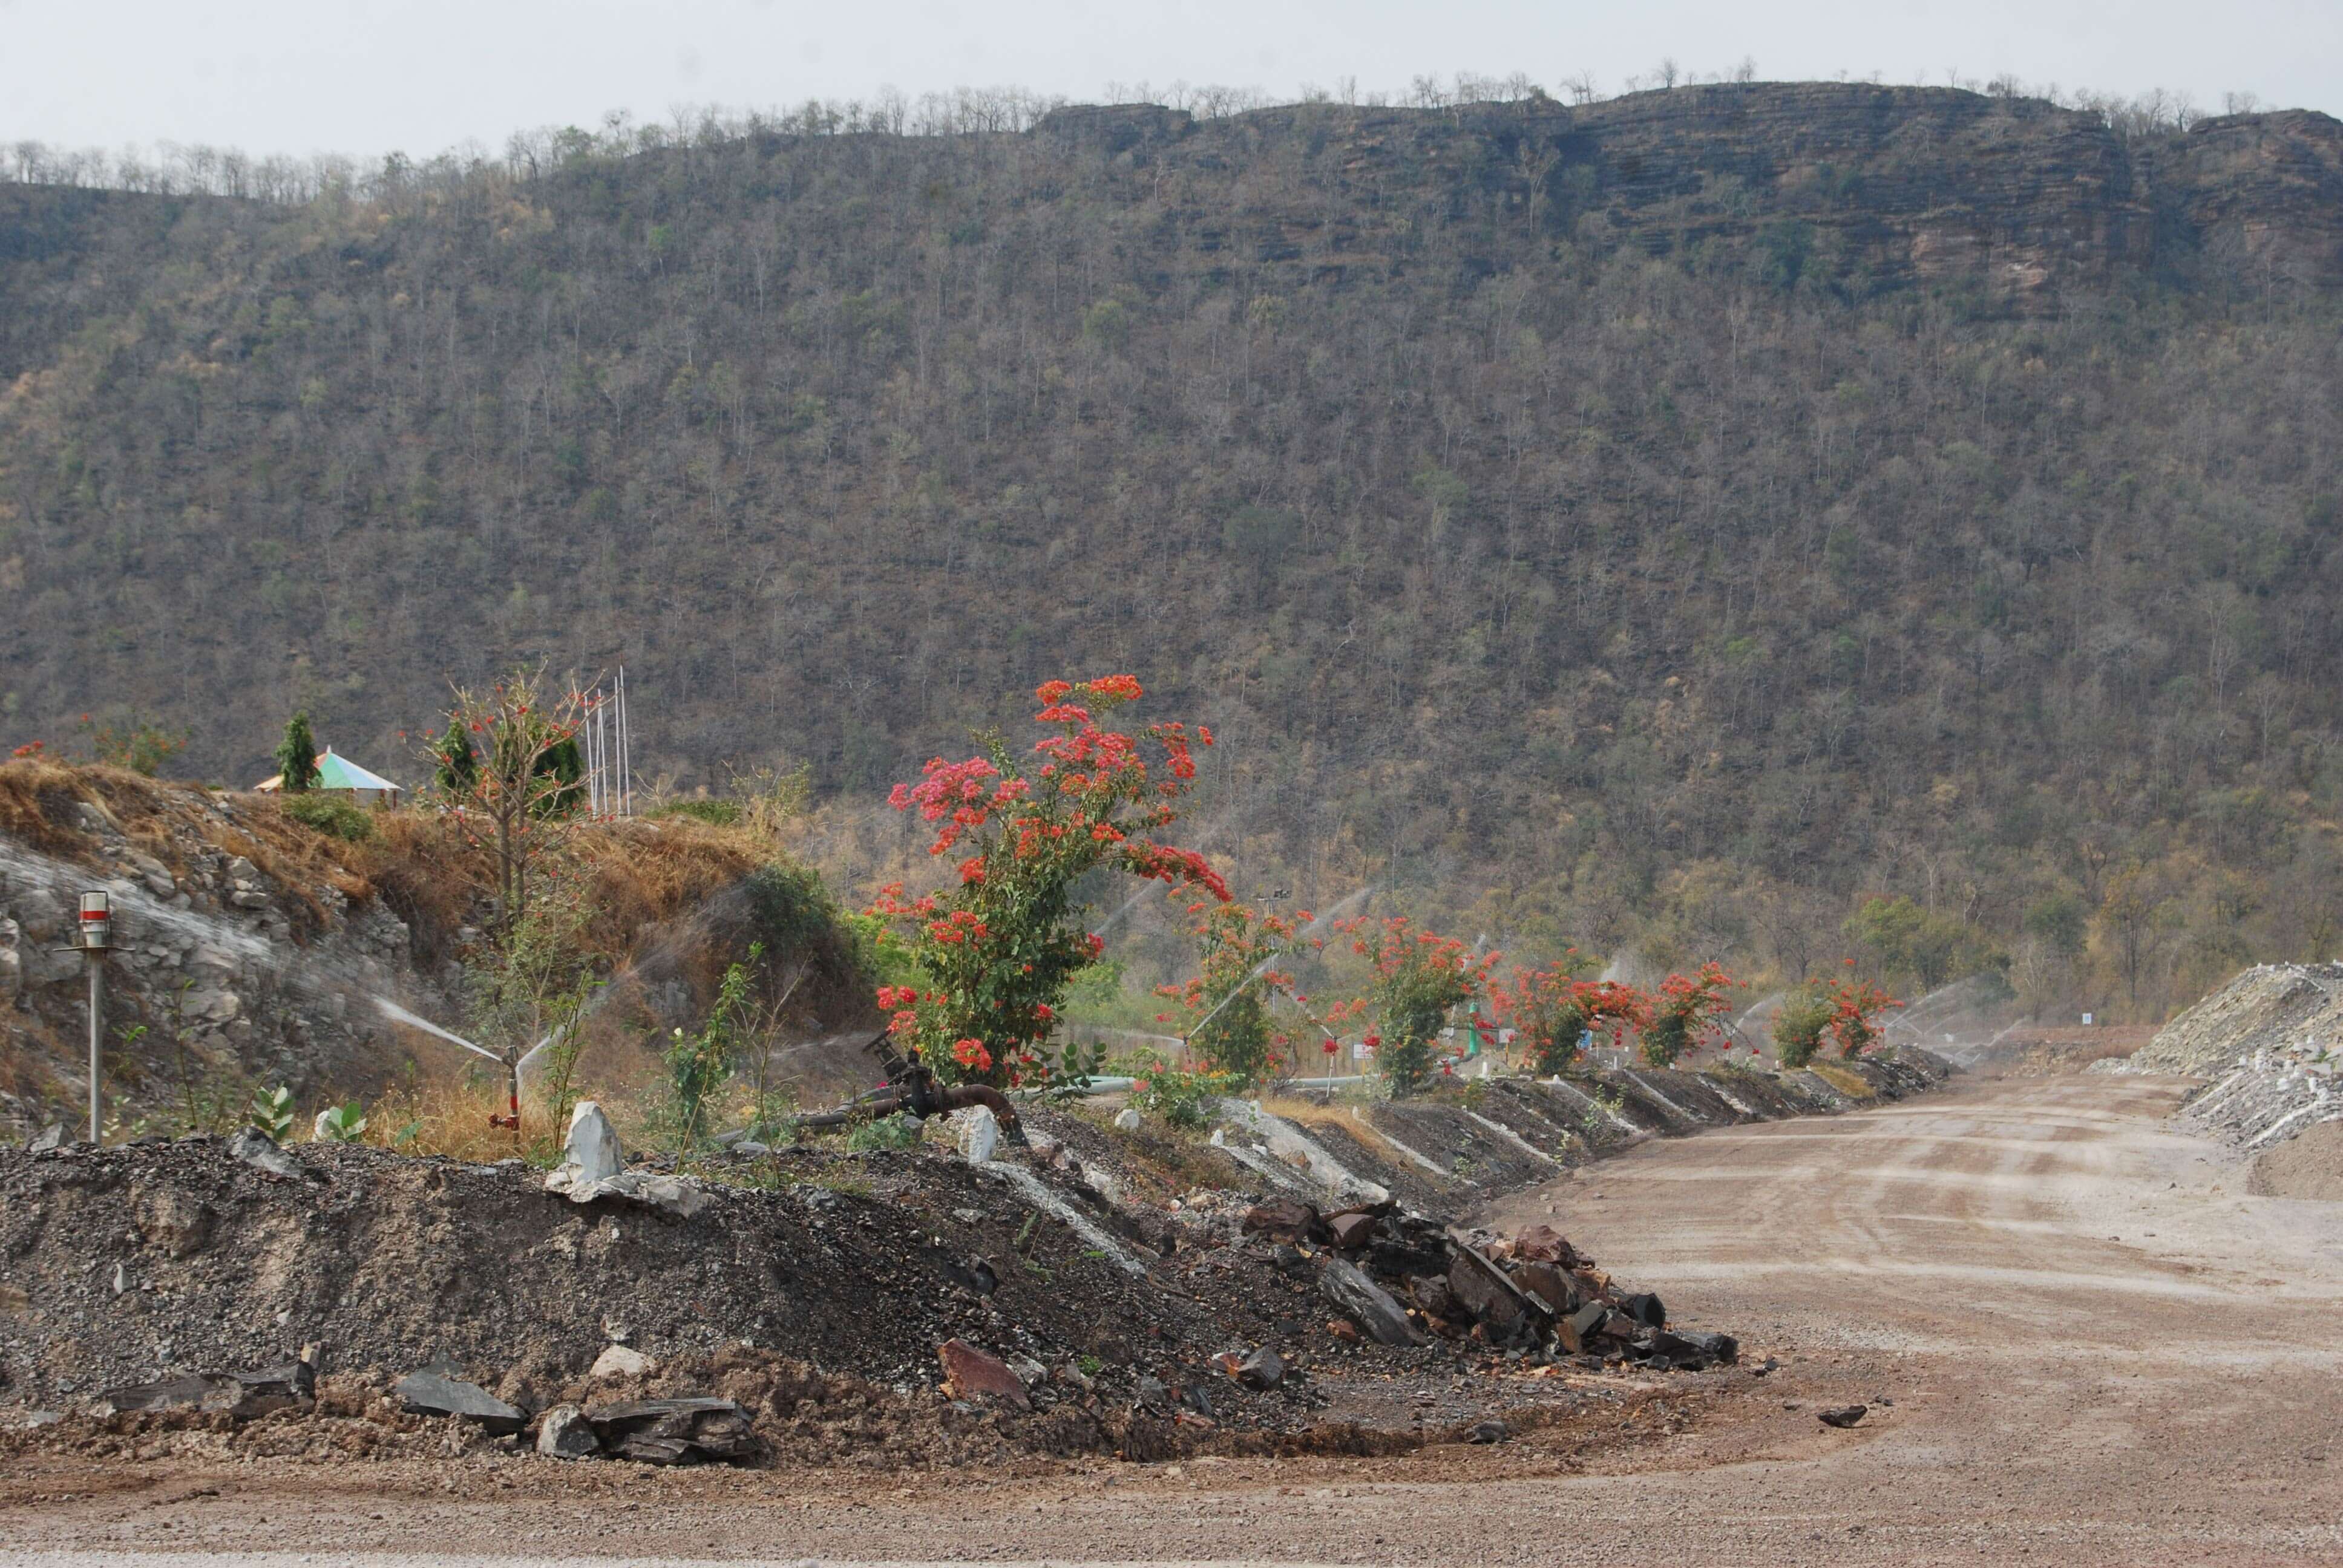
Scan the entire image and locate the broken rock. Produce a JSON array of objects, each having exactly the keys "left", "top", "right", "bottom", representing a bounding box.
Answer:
[
  {"left": 537, "top": 1403, "right": 599, "bottom": 1459},
  {"left": 585, "top": 1397, "right": 758, "bottom": 1465},
  {"left": 1234, "top": 1346, "right": 1285, "bottom": 1390},
  {"left": 226, "top": 1127, "right": 304, "bottom": 1180},
  {"left": 396, "top": 1370, "right": 528, "bottom": 1435},
  {"left": 97, "top": 1360, "right": 315, "bottom": 1422},
  {"left": 1818, "top": 1404, "right": 1869, "bottom": 1429},
  {"left": 1510, "top": 1224, "right": 1578, "bottom": 1266},
  {"left": 1241, "top": 1197, "right": 1322, "bottom": 1243},
  {"left": 1327, "top": 1212, "right": 1378, "bottom": 1251},
  {"left": 1319, "top": 1258, "right": 1423, "bottom": 1347},
  {"left": 936, "top": 1339, "right": 1031, "bottom": 1410}
]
